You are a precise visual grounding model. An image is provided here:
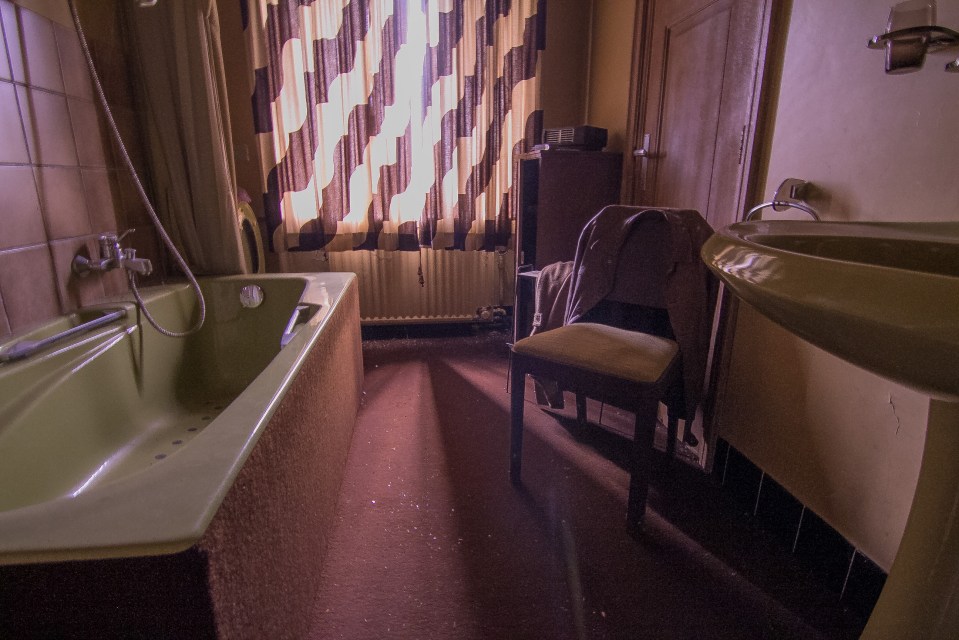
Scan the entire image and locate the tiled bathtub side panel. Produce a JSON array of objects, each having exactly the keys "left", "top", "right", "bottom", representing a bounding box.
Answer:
[{"left": 198, "top": 281, "right": 364, "bottom": 639}]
